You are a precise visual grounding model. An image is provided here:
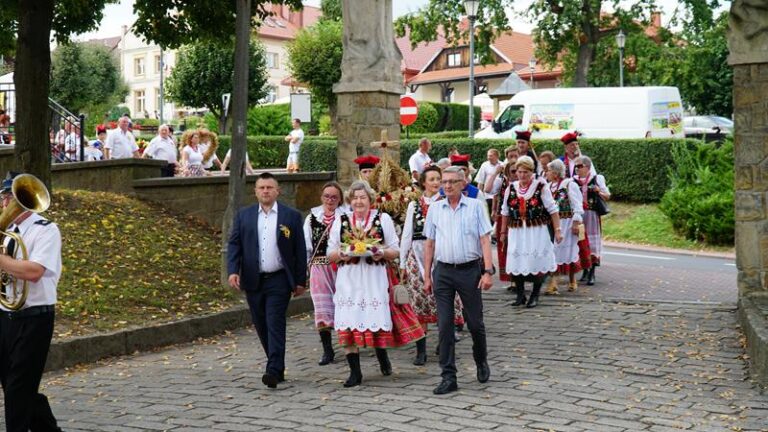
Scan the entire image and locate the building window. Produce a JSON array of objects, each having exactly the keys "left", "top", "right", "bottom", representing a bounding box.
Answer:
[
  {"left": 266, "top": 52, "right": 279, "bottom": 69},
  {"left": 261, "top": 86, "right": 278, "bottom": 104},
  {"left": 447, "top": 52, "right": 461, "bottom": 68},
  {"left": 154, "top": 54, "right": 162, "bottom": 74},
  {"left": 155, "top": 88, "right": 162, "bottom": 113},
  {"left": 134, "top": 90, "right": 146, "bottom": 115},
  {"left": 134, "top": 57, "right": 145, "bottom": 76}
]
